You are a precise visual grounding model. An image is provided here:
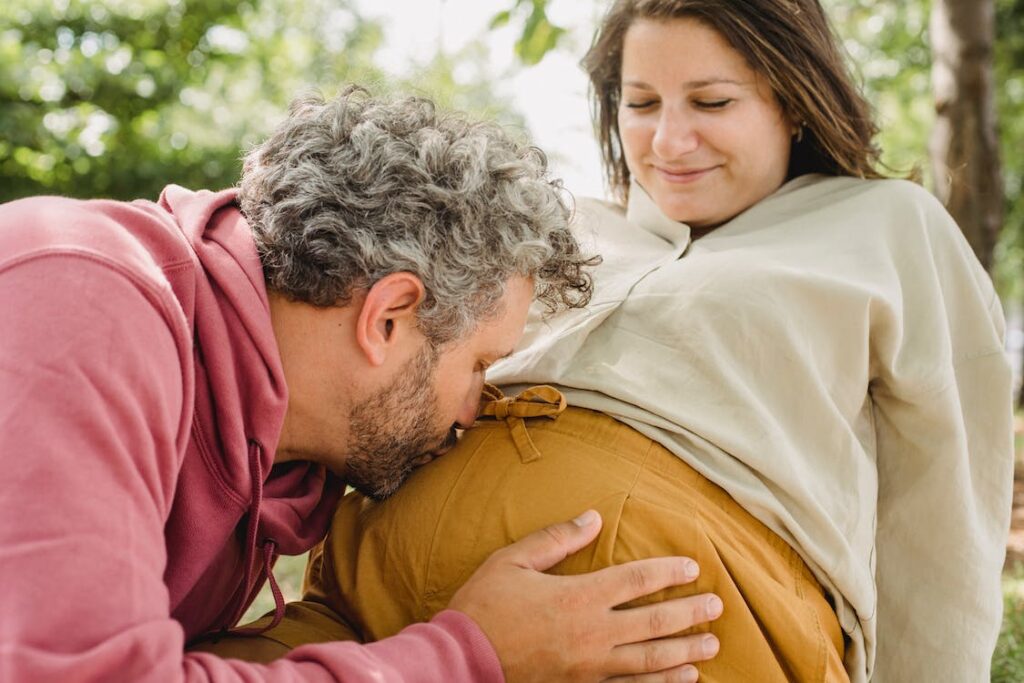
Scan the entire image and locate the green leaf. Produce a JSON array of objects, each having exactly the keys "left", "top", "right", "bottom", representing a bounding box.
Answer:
[
  {"left": 488, "top": 10, "right": 512, "bottom": 30},
  {"left": 513, "top": 4, "right": 565, "bottom": 65}
]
